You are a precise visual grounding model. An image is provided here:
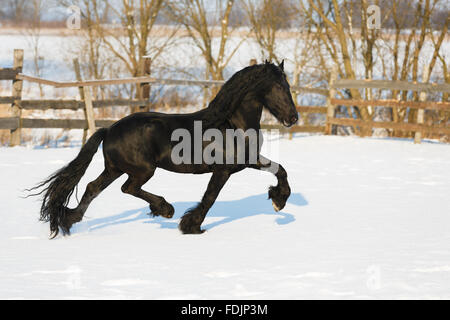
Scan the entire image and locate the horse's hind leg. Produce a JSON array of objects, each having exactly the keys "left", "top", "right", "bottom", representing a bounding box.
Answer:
[
  {"left": 121, "top": 170, "right": 174, "bottom": 219},
  {"left": 64, "top": 168, "right": 122, "bottom": 230}
]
